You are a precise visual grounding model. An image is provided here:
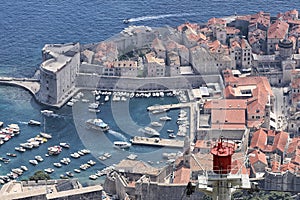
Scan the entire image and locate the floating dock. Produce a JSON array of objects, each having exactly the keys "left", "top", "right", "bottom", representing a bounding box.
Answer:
[{"left": 130, "top": 136, "right": 184, "bottom": 148}]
